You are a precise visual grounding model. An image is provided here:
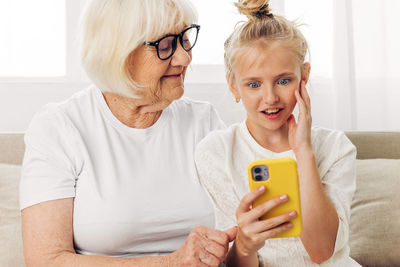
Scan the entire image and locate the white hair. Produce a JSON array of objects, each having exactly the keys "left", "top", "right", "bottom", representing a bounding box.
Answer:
[{"left": 79, "top": 0, "right": 197, "bottom": 98}]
